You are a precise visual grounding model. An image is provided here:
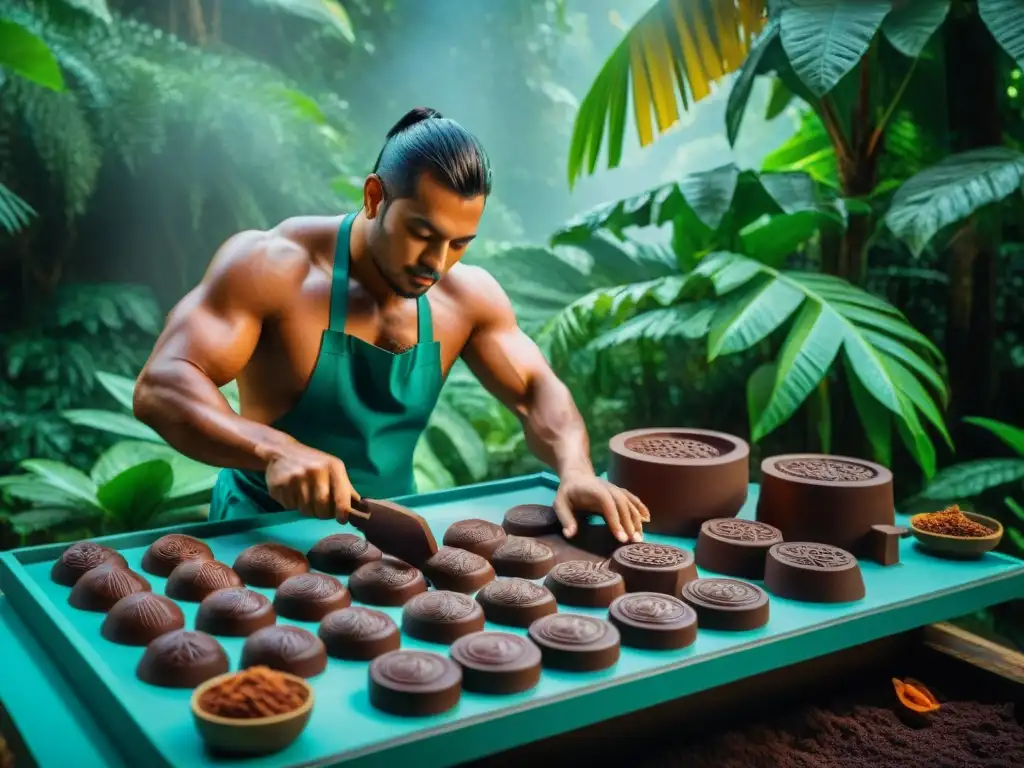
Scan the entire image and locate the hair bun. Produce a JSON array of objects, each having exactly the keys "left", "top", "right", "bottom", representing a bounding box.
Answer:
[{"left": 386, "top": 107, "right": 443, "bottom": 139}]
